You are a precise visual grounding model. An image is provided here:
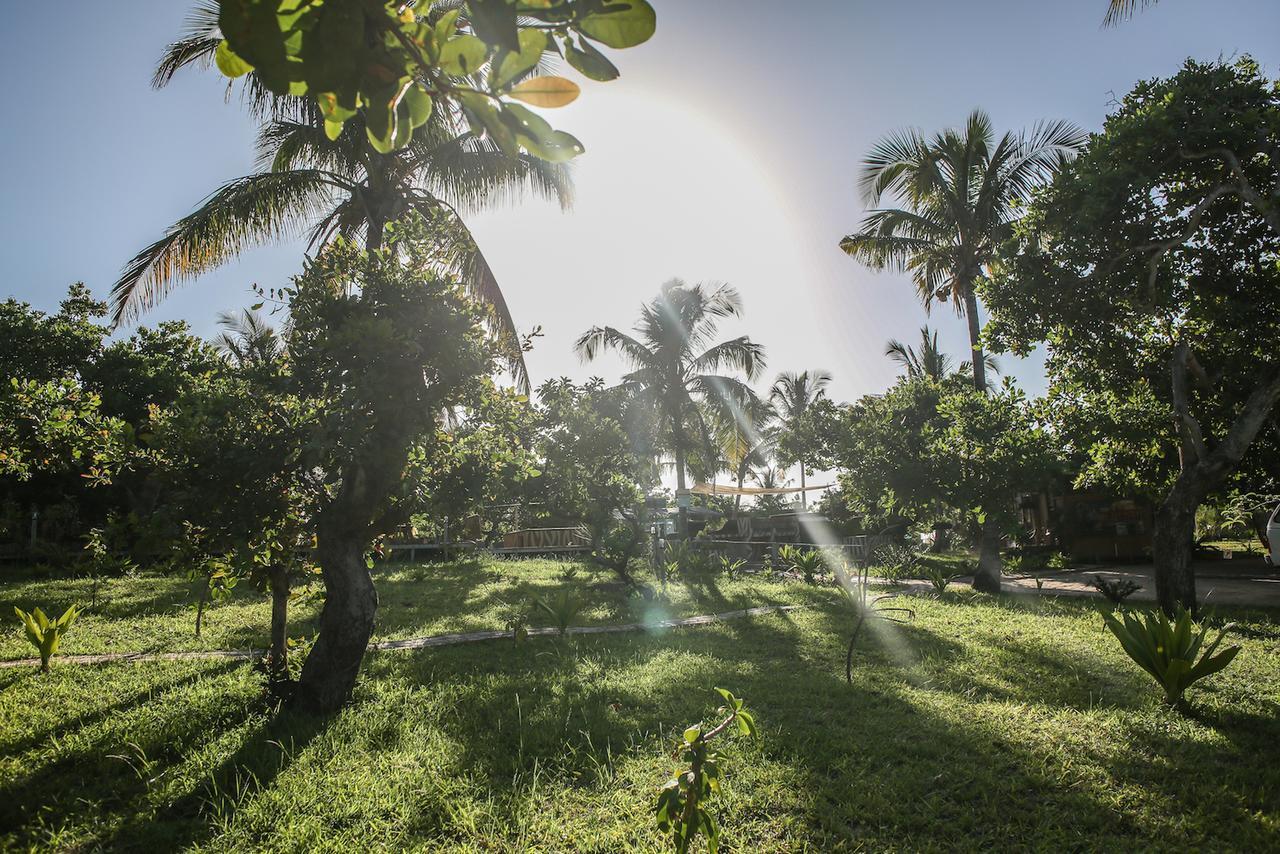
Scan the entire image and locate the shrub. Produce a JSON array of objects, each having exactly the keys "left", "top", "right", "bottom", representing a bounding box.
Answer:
[
  {"left": 779, "top": 545, "right": 824, "bottom": 584},
  {"left": 1092, "top": 575, "right": 1142, "bottom": 604},
  {"left": 15, "top": 604, "right": 81, "bottom": 672},
  {"left": 1045, "top": 551, "right": 1072, "bottom": 571},
  {"left": 716, "top": 554, "right": 747, "bottom": 580},
  {"left": 920, "top": 564, "right": 959, "bottom": 594},
  {"left": 869, "top": 543, "right": 922, "bottom": 584},
  {"left": 655, "top": 688, "right": 757, "bottom": 854},
  {"left": 1103, "top": 607, "right": 1240, "bottom": 708},
  {"left": 534, "top": 589, "right": 586, "bottom": 637}
]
